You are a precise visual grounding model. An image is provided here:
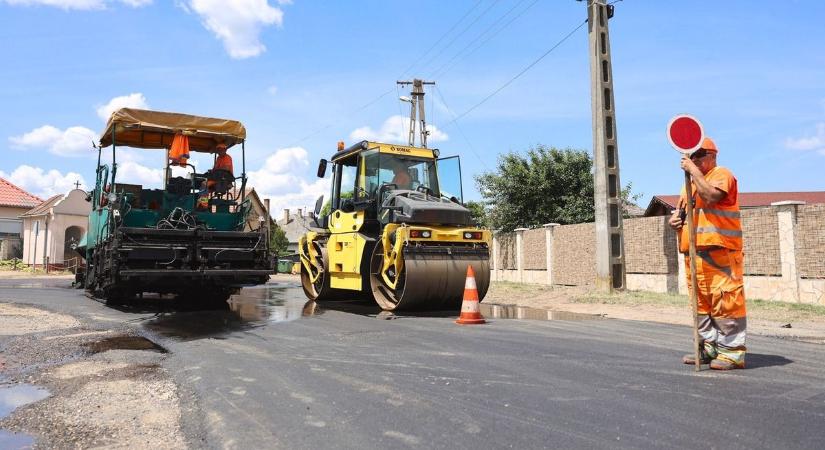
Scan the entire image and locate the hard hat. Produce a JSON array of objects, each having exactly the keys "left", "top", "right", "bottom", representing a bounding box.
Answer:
[{"left": 700, "top": 137, "right": 718, "bottom": 153}]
